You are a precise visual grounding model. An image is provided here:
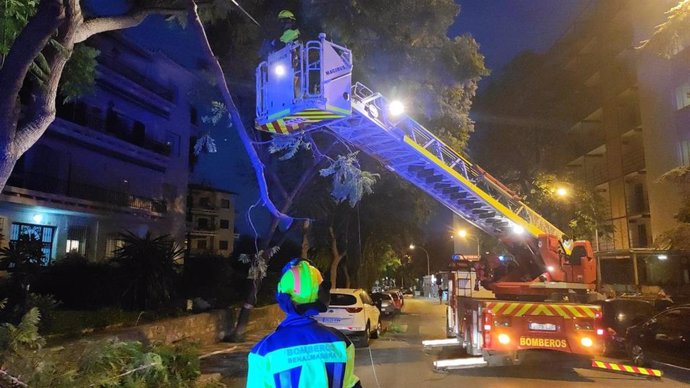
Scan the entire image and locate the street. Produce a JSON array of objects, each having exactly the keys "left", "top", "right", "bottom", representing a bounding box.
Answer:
[
  {"left": 353, "top": 297, "right": 688, "bottom": 388},
  {"left": 216, "top": 297, "right": 688, "bottom": 387}
]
